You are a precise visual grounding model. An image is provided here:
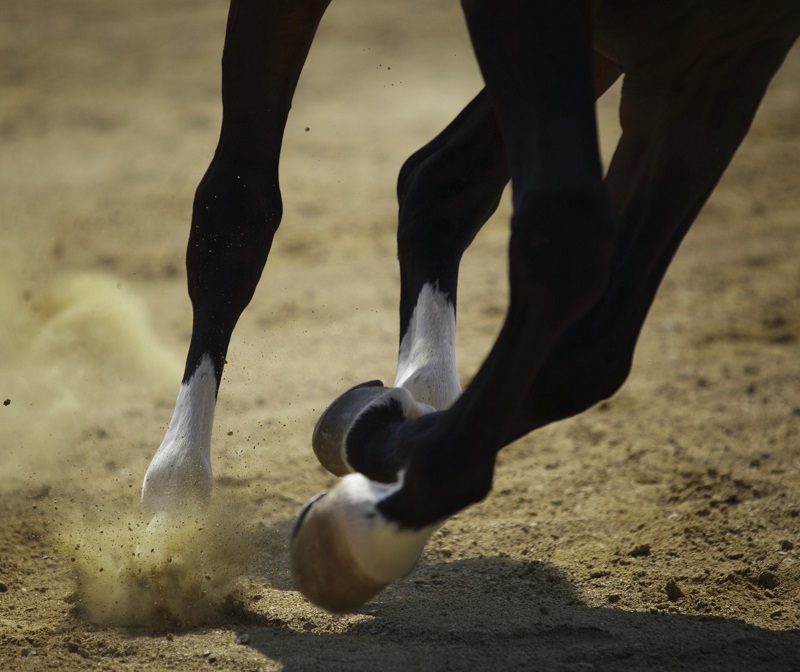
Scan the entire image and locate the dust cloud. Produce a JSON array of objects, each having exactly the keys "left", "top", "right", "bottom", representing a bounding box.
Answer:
[
  {"left": 0, "top": 258, "right": 181, "bottom": 486},
  {"left": 1, "top": 258, "right": 259, "bottom": 627},
  {"left": 56, "top": 505, "right": 257, "bottom": 629}
]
